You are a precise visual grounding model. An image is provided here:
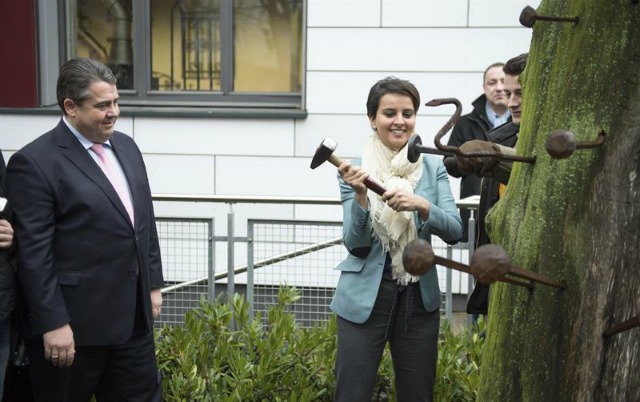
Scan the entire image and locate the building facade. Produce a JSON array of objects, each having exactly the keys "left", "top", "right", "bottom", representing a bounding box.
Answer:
[{"left": 0, "top": 0, "right": 539, "bottom": 299}]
